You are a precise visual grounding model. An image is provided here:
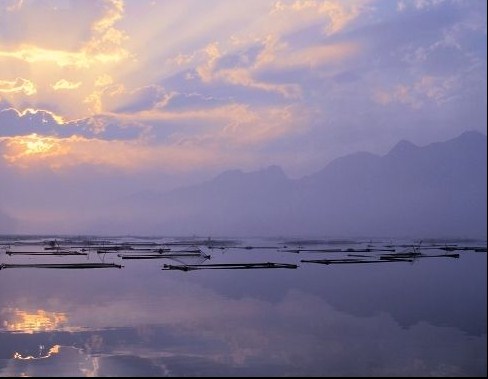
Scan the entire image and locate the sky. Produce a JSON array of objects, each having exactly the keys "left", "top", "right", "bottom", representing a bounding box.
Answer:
[{"left": 0, "top": 0, "right": 486, "bottom": 233}]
